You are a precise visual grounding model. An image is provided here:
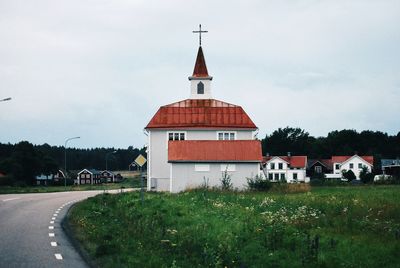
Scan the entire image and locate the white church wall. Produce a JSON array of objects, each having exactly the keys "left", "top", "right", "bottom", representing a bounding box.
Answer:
[
  {"left": 190, "top": 80, "right": 212, "bottom": 99},
  {"left": 171, "top": 162, "right": 259, "bottom": 193}
]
